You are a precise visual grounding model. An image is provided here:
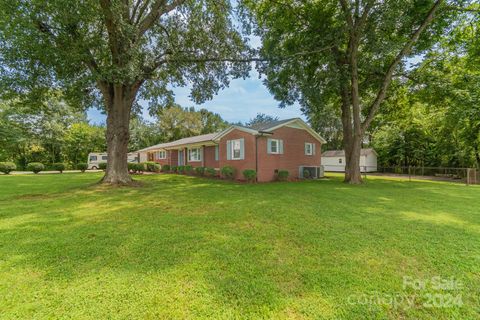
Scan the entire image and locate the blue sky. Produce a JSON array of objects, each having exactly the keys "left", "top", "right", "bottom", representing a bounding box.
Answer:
[{"left": 87, "top": 69, "right": 305, "bottom": 125}]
